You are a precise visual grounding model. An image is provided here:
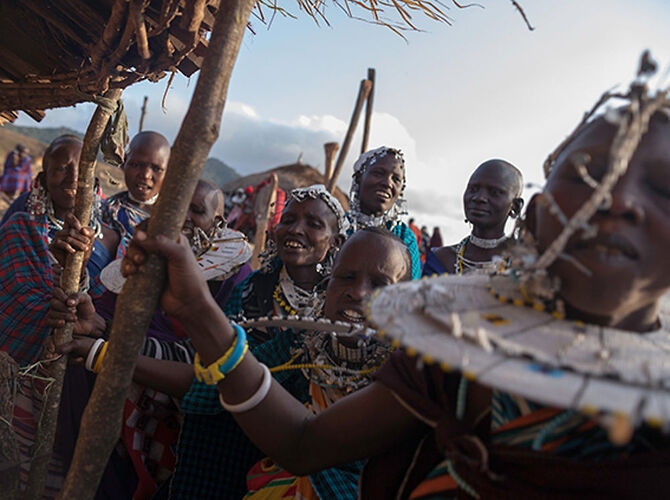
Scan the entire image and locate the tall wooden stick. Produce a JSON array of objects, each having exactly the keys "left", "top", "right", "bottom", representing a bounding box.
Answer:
[
  {"left": 58, "top": 0, "right": 256, "bottom": 497},
  {"left": 139, "top": 95, "right": 148, "bottom": 131},
  {"left": 24, "top": 88, "right": 122, "bottom": 500},
  {"left": 250, "top": 173, "right": 278, "bottom": 270},
  {"left": 361, "top": 68, "right": 375, "bottom": 154},
  {"left": 323, "top": 142, "right": 339, "bottom": 184},
  {"left": 326, "top": 79, "right": 372, "bottom": 193}
]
